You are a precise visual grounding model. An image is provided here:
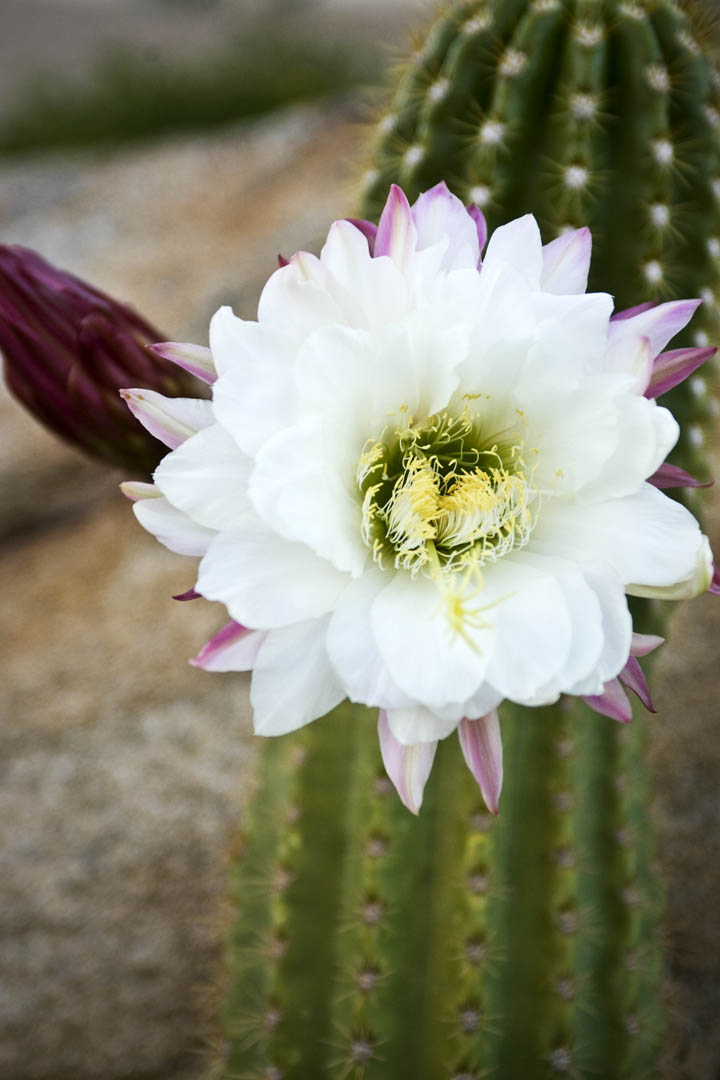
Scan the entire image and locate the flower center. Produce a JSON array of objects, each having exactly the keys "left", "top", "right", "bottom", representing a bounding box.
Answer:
[{"left": 357, "top": 409, "right": 537, "bottom": 576}]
